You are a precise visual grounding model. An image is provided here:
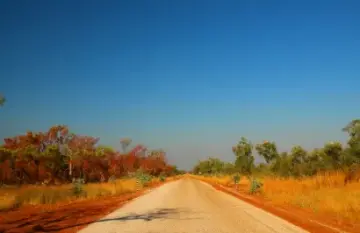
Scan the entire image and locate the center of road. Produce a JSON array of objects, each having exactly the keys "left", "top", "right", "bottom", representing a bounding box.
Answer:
[{"left": 78, "top": 178, "right": 309, "bottom": 233}]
